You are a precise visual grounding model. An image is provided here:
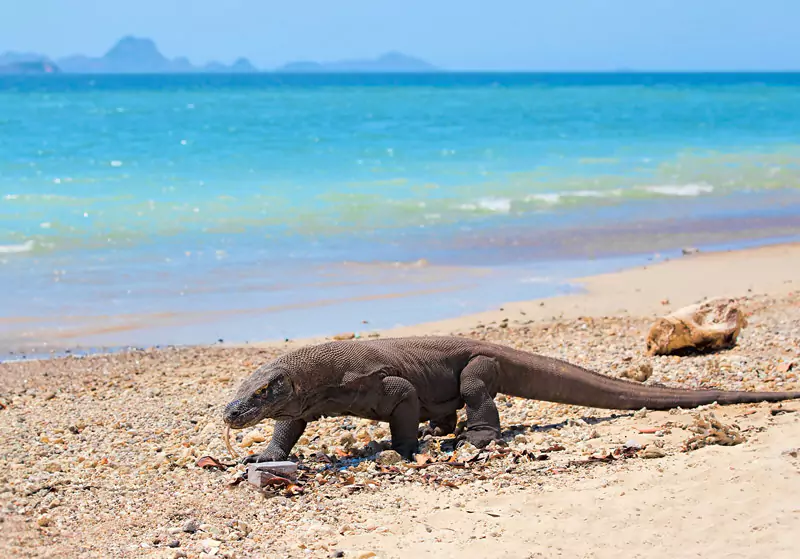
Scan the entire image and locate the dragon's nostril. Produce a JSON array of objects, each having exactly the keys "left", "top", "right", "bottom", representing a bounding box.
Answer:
[{"left": 223, "top": 400, "right": 240, "bottom": 419}]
